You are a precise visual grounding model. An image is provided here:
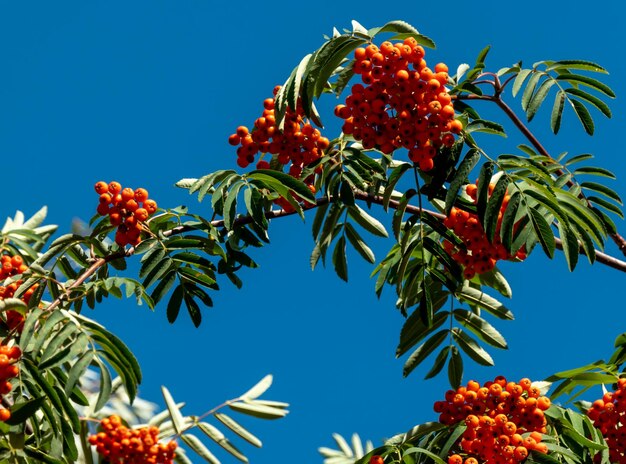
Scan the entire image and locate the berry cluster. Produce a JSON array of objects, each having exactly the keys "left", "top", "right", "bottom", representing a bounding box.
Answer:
[
  {"left": 95, "top": 181, "right": 158, "bottom": 247},
  {"left": 442, "top": 183, "right": 527, "bottom": 279},
  {"left": 229, "top": 85, "right": 330, "bottom": 179},
  {"left": 587, "top": 378, "right": 626, "bottom": 463},
  {"left": 0, "top": 253, "right": 37, "bottom": 332},
  {"left": 334, "top": 38, "right": 461, "bottom": 172},
  {"left": 435, "top": 377, "right": 550, "bottom": 464},
  {"left": 0, "top": 344, "right": 21, "bottom": 422},
  {"left": 88, "top": 415, "right": 177, "bottom": 464}
]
